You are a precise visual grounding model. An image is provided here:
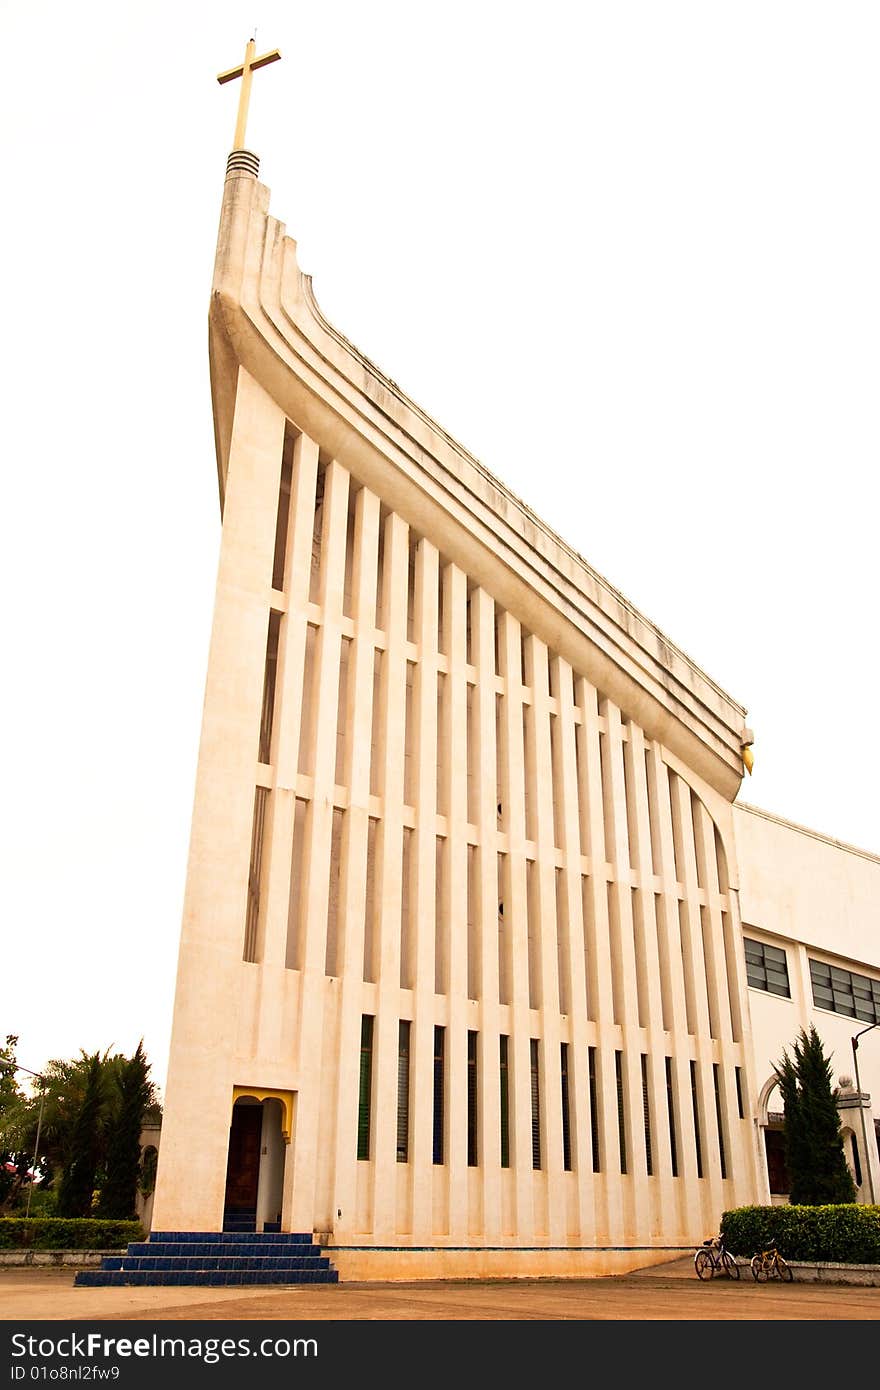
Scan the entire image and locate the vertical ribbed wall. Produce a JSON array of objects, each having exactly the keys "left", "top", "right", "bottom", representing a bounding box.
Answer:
[{"left": 242, "top": 421, "right": 757, "bottom": 1246}]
